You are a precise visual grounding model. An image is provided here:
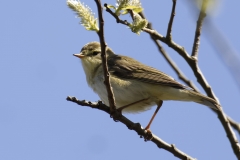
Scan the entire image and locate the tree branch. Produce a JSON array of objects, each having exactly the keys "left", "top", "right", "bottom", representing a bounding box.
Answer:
[
  {"left": 104, "top": 3, "right": 131, "bottom": 26},
  {"left": 104, "top": 5, "right": 240, "bottom": 159},
  {"left": 95, "top": 0, "right": 116, "bottom": 113},
  {"left": 66, "top": 96, "right": 196, "bottom": 160},
  {"left": 228, "top": 117, "right": 240, "bottom": 135},
  {"left": 166, "top": 0, "right": 177, "bottom": 41},
  {"left": 191, "top": 0, "right": 207, "bottom": 58}
]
